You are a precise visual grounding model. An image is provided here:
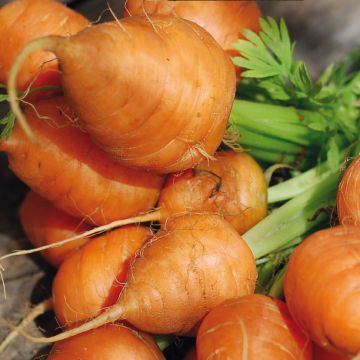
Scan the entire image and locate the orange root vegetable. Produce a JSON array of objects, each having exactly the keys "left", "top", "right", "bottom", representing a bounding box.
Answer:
[
  {"left": 0, "top": 0, "right": 88, "bottom": 96},
  {"left": 337, "top": 155, "right": 360, "bottom": 225},
  {"left": 125, "top": 1, "right": 261, "bottom": 60},
  {"left": 52, "top": 225, "right": 152, "bottom": 328},
  {"left": 19, "top": 191, "right": 91, "bottom": 267},
  {"left": 284, "top": 226, "right": 360, "bottom": 356},
  {"left": 8, "top": 15, "right": 236, "bottom": 172},
  {"left": 159, "top": 150, "right": 268, "bottom": 234},
  {"left": 47, "top": 324, "right": 165, "bottom": 360},
  {"left": 2, "top": 150, "right": 267, "bottom": 262},
  {"left": 0, "top": 97, "right": 164, "bottom": 226},
  {"left": 197, "top": 294, "right": 312, "bottom": 360},
  {"left": 17, "top": 214, "right": 256, "bottom": 343}
]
